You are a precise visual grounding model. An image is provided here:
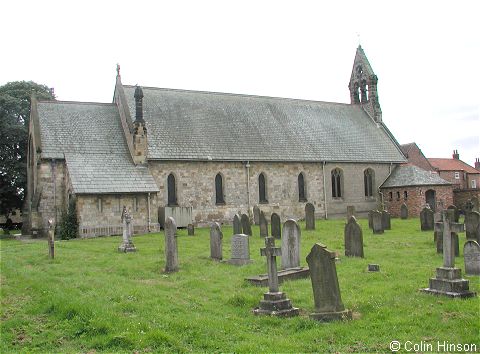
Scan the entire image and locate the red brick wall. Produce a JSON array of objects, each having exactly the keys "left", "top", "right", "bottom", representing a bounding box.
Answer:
[
  {"left": 438, "top": 171, "right": 467, "bottom": 189},
  {"left": 453, "top": 189, "right": 480, "bottom": 211},
  {"left": 404, "top": 145, "right": 434, "bottom": 171}
]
